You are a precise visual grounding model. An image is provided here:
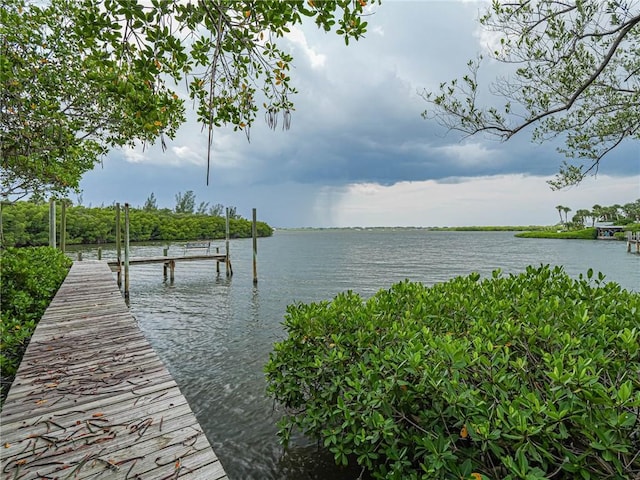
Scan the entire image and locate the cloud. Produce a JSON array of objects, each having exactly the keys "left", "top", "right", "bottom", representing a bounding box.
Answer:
[
  {"left": 172, "top": 145, "right": 205, "bottom": 166},
  {"left": 79, "top": 1, "right": 639, "bottom": 228},
  {"left": 321, "top": 174, "right": 640, "bottom": 228},
  {"left": 114, "top": 1, "right": 637, "bottom": 186},
  {"left": 285, "top": 26, "right": 327, "bottom": 70},
  {"left": 371, "top": 25, "right": 384, "bottom": 36},
  {"left": 433, "top": 142, "right": 500, "bottom": 168},
  {"left": 121, "top": 144, "right": 146, "bottom": 163}
]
